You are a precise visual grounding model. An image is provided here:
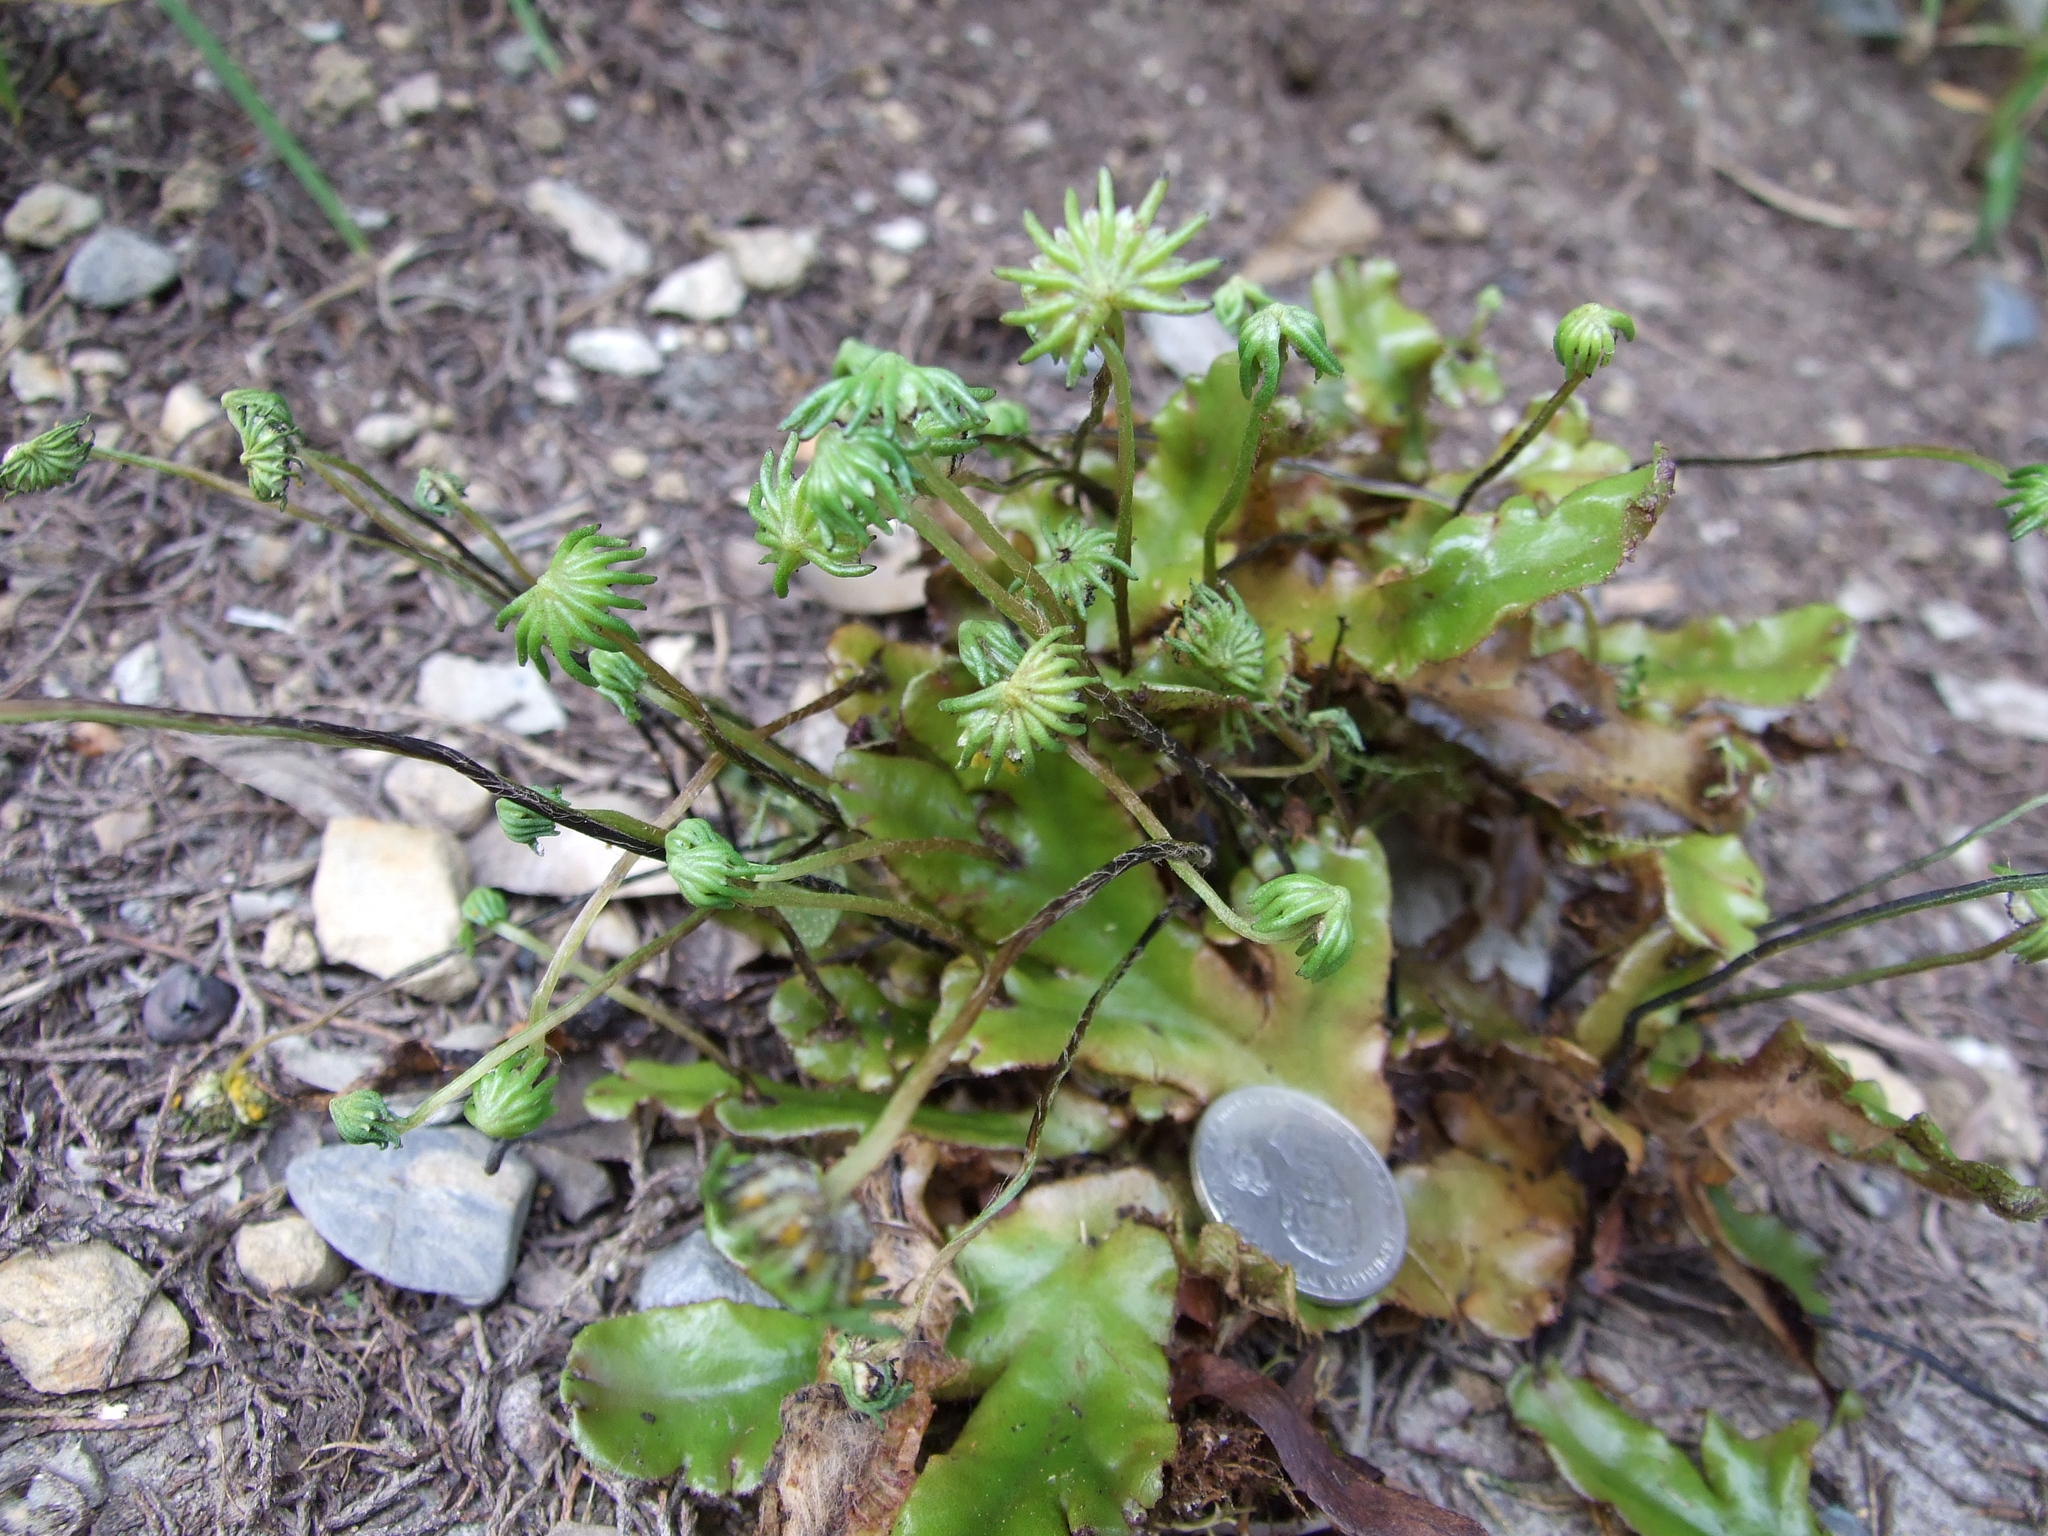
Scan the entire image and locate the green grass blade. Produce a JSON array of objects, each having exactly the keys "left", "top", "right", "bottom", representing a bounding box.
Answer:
[
  {"left": 507, "top": 0, "right": 564, "bottom": 76},
  {"left": 0, "top": 39, "right": 21, "bottom": 128},
  {"left": 149, "top": 0, "right": 368, "bottom": 256}
]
